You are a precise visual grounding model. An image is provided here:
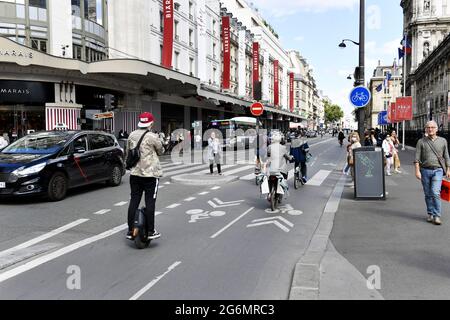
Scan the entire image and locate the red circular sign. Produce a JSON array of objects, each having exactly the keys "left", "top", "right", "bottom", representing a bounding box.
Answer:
[{"left": 250, "top": 102, "right": 264, "bottom": 117}]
